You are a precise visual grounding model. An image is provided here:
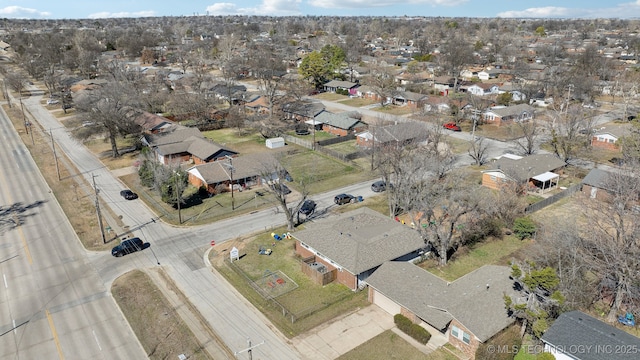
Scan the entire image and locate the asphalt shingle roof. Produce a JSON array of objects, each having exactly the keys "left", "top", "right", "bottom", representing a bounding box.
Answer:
[
  {"left": 315, "top": 111, "right": 364, "bottom": 130},
  {"left": 188, "top": 152, "right": 278, "bottom": 184},
  {"left": 292, "top": 207, "right": 424, "bottom": 275},
  {"left": 366, "top": 262, "right": 516, "bottom": 341},
  {"left": 486, "top": 154, "right": 565, "bottom": 181},
  {"left": 541, "top": 311, "right": 640, "bottom": 360}
]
